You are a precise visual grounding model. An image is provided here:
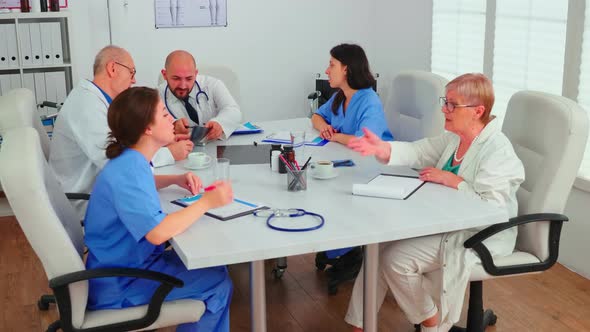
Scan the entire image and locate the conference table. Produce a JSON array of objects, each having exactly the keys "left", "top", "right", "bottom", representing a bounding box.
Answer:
[{"left": 155, "top": 118, "right": 507, "bottom": 332}]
